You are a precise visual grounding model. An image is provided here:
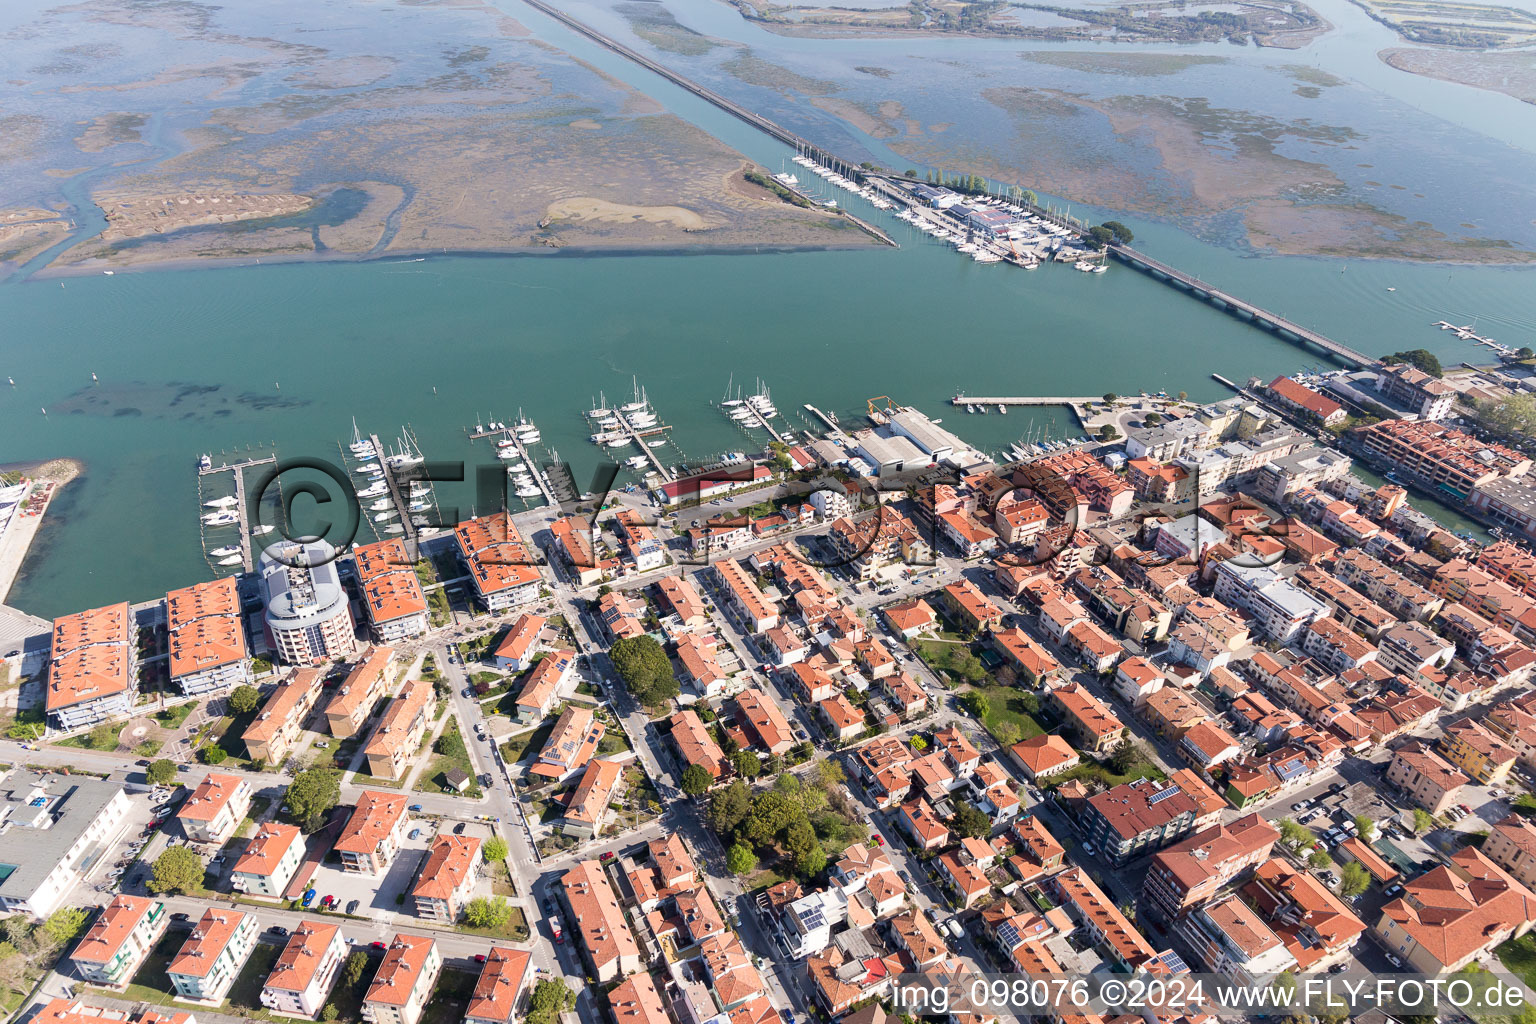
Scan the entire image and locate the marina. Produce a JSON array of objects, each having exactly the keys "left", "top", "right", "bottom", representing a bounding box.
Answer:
[
  {"left": 1434, "top": 320, "right": 1517, "bottom": 356},
  {"left": 194, "top": 450, "right": 277, "bottom": 573}
]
